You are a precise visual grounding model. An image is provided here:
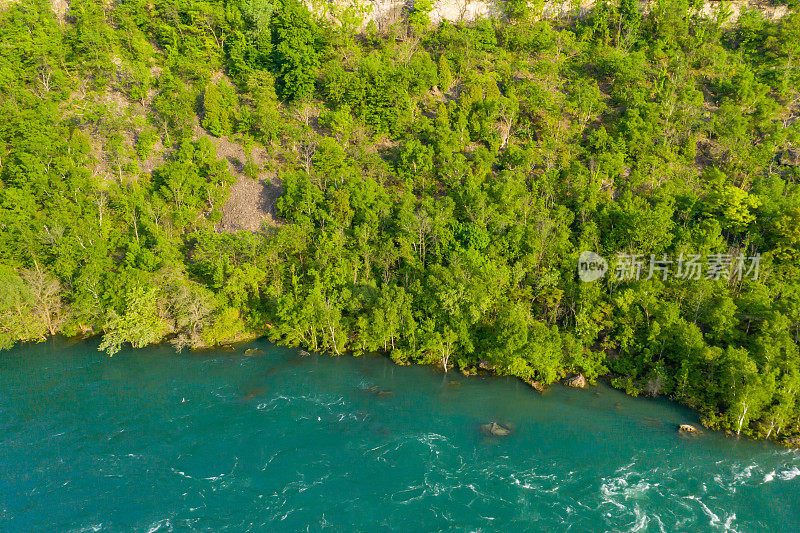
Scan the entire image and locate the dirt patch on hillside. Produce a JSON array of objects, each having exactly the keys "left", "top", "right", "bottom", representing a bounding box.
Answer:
[
  {"left": 187, "top": 109, "right": 283, "bottom": 232},
  {"left": 218, "top": 175, "right": 283, "bottom": 232}
]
